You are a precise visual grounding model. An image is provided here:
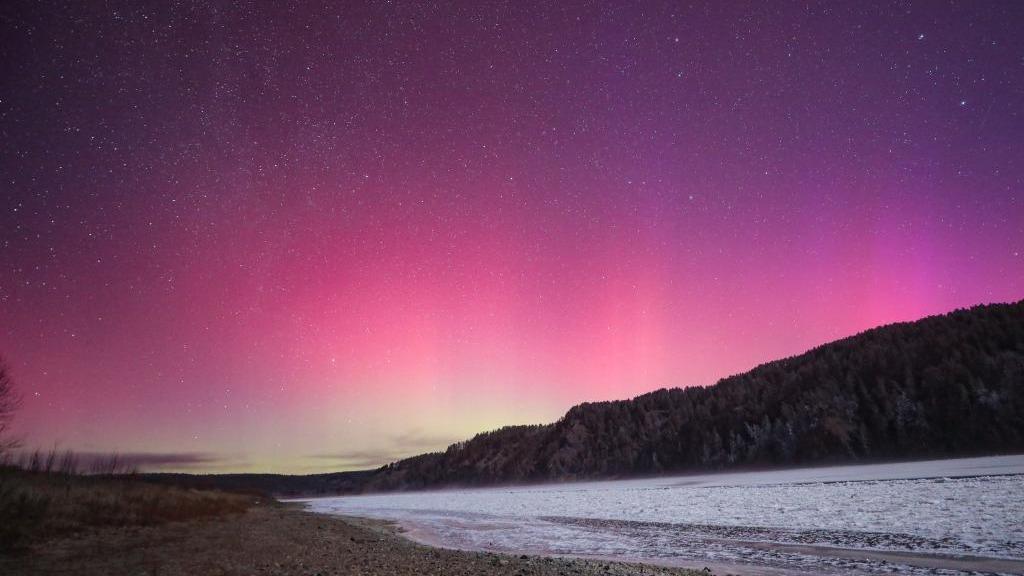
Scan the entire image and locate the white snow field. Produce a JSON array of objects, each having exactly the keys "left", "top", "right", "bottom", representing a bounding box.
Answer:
[{"left": 304, "top": 455, "right": 1024, "bottom": 575}]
